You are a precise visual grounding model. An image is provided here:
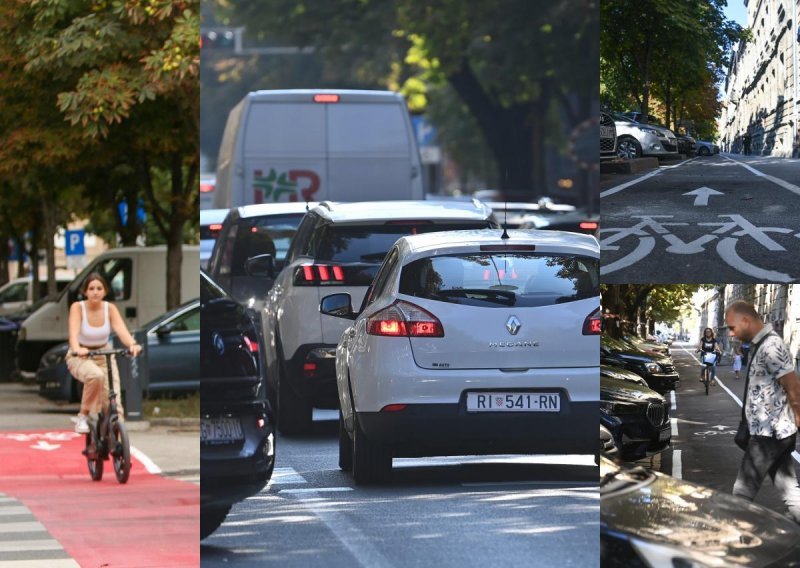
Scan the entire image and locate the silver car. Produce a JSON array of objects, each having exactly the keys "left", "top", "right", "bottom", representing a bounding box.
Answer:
[
  {"left": 695, "top": 140, "right": 720, "bottom": 156},
  {"left": 613, "top": 113, "right": 679, "bottom": 160}
]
